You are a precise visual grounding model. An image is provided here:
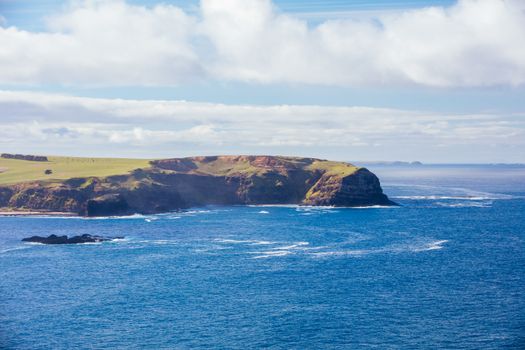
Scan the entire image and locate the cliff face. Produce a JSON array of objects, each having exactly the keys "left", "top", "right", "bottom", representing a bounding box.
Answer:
[
  {"left": 0, "top": 156, "right": 395, "bottom": 216},
  {"left": 303, "top": 168, "right": 392, "bottom": 206}
]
